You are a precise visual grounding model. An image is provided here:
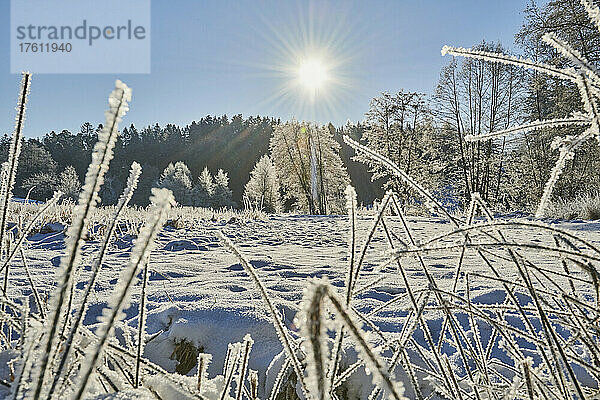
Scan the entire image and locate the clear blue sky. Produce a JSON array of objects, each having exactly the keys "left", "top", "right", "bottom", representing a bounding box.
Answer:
[{"left": 0, "top": 0, "right": 527, "bottom": 138}]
